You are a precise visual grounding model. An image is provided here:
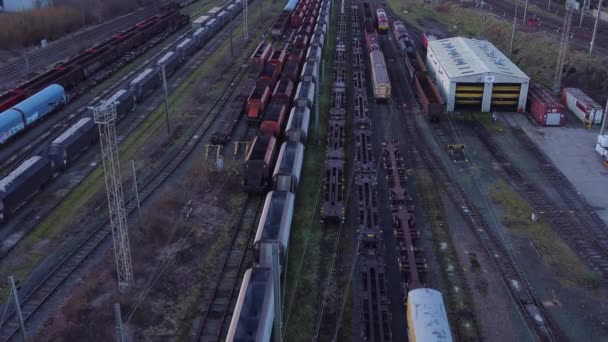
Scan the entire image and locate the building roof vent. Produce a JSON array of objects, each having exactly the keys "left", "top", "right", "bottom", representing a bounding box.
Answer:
[
  {"left": 455, "top": 58, "right": 466, "bottom": 65},
  {"left": 488, "top": 49, "right": 496, "bottom": 57},
  {"left": 495, "top": 57, "right": 504, "bottom": 65}
]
